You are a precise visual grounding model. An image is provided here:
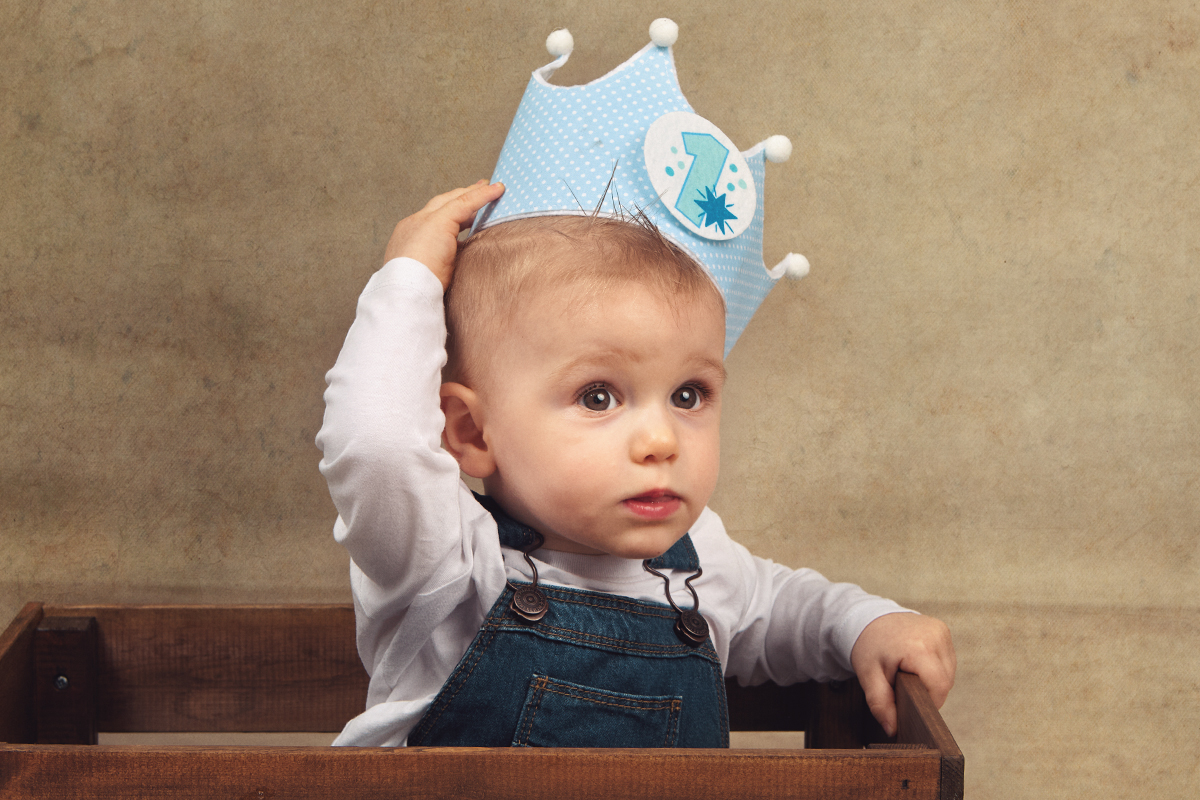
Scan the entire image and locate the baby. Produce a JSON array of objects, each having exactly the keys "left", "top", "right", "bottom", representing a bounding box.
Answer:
[{"left": 316, "top": 182, "right": 955, "bottom": 747}]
